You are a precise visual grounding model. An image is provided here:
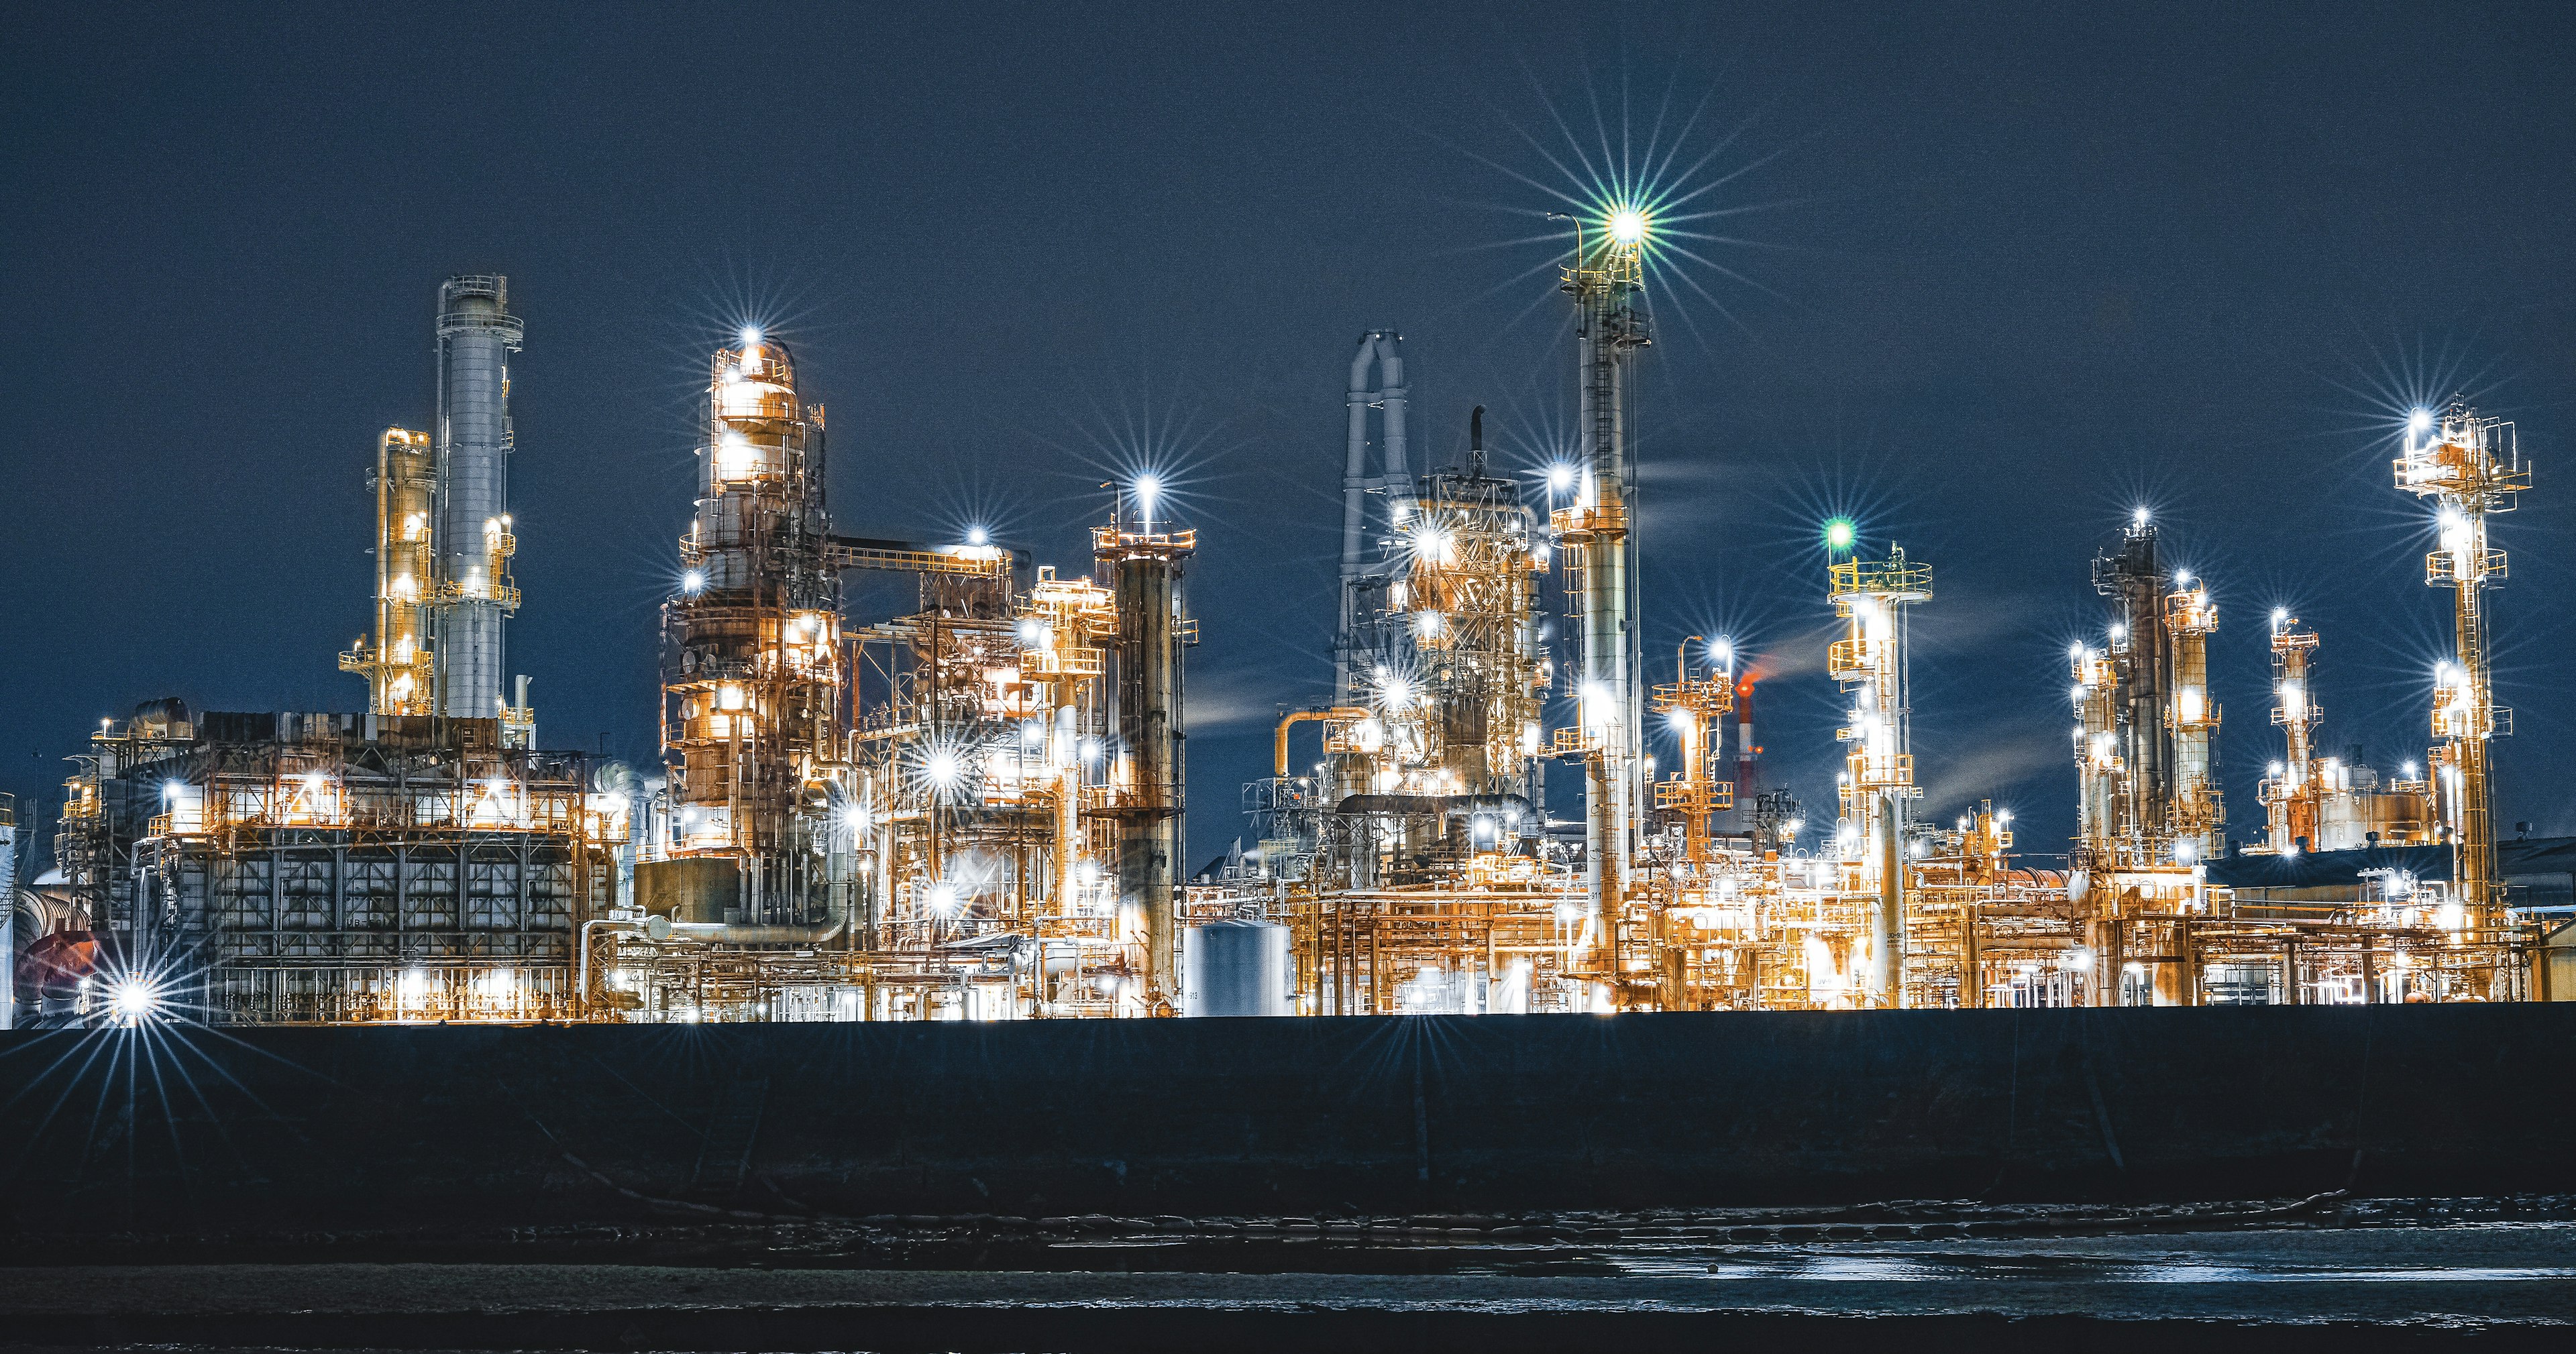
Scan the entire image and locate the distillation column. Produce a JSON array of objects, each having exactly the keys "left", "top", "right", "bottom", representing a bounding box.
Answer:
[
  {"left": 661, "top": 333, "right": 845, "bottom": 927},
  {"left": 2070, "top": 639, "right": 2123, "bottom": 895},
  {"left": 1829, "top": 547, "right": 1930, "bottom": 1007},
  {"left": 2094, "top": 514, "right": 2171, "bottom": 851},
  {"left": 2070, "top": 637, "right": 2127, "bottom": 1005},
  {"left": 342, "top": 429, "right": 440, "bottom": 715},
  {"left": 1555, "top": 214, "right": 1650, "bottom": 935},
  {"left": 2262, "top": 614, "right": 2322, "bottom": 854},
  {"left": 431, "top": 276, "right": 525, "bottom": 734},
  {"left": 2398, "top": 400, "right": 2528, "bottom": 985},
  {"left": 1101, "top": 513, "right": 1195, "bottom": 1011},
  {"left": 2165, "top": 575, "right": 2224, "bottom": 866}
]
